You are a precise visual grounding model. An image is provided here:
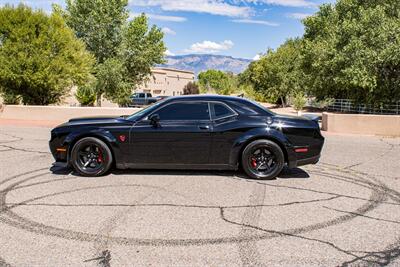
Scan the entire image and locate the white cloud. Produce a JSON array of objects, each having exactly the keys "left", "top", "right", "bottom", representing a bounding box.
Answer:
[
  {"left": 241, "top": 0, "right": 316, "bottom": 7},
  {"left": 286, "top": 12, "right": 312, "bottom": 19},
  {"left": 232, "top": 19, "right": 279, "bottom": 26},
  {"left": 162, "top": 27, "right": 176, "bottom": 35},
  {"left": 130, "top": 0, "right": 317, "bottom": 18},
  {"left": 253, "top": 54, "right": 262, "bottom": 60},
  {"left": 130, "top": 12, "right": 187, "bottom": 22},
  {"left": 165, "top": 50, "right": 175, "bottom": 56},
  {"left": 131, "top": 0, "right": 252, "bottom": 17},
  {"left": 185, "top": 40, "right": 234, "bottom": 54}
]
